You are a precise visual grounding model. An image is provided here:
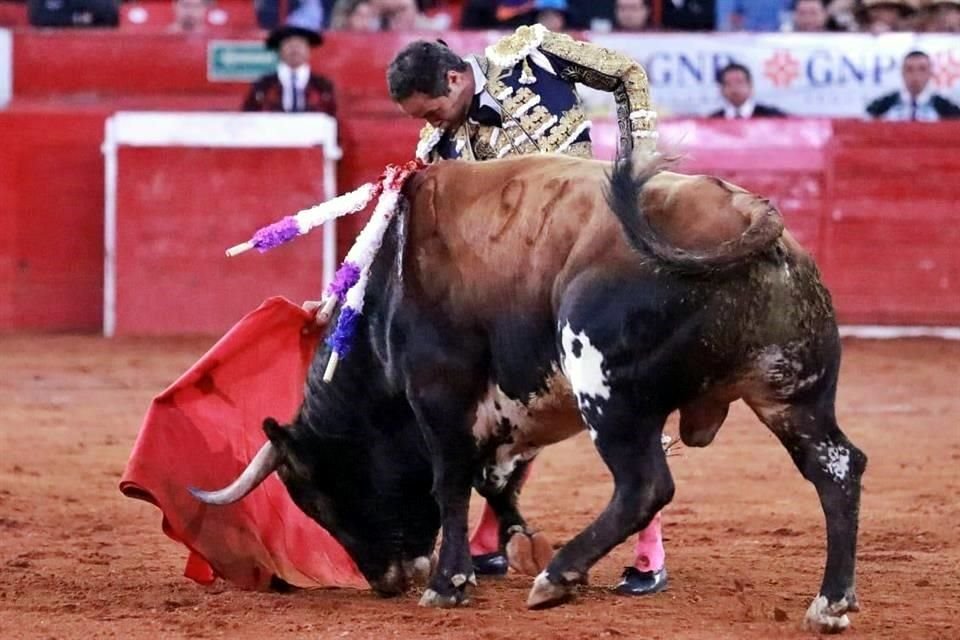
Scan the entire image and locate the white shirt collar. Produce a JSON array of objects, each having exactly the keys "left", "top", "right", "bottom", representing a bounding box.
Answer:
[
  {"left": 466, "top": 55, "right": 501, "bottom": 115},
  {"left": 724, "top": 98, "right": 755, "bottom": 119},
  {"left": 277, "top": 62, "right": 310, "bottom": 89},
  {"left": 900, "top": 86, "right": 934, "bottom": 106}
]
